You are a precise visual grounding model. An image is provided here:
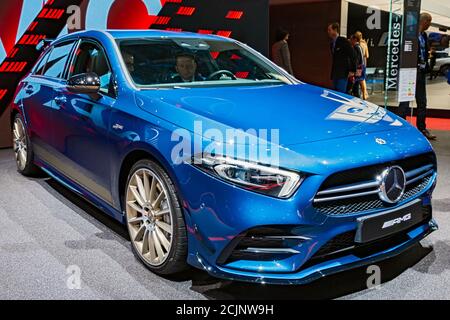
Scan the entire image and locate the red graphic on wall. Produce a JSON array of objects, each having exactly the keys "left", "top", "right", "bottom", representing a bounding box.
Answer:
[
  {"left": 0, "top": 0, "right": 25, "bottom": 56},
  {"left": 0, "top": 0, "right": 262, "bottom": 121},
  {"left": 0, "top": 0, "right": 84, "bottom": 120},
  {"left": 0, "top": 0, "right": 266, "bottom": 149},
  {"left": 107, "top": 0, "right": 158, "bottom": 30}
]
